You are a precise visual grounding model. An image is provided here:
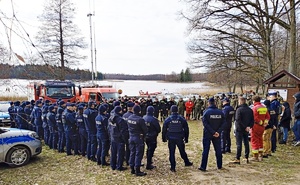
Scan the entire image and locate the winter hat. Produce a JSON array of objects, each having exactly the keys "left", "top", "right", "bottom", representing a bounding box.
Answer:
[
  {"left": 127, "top": 101, "right": 135, "bottom": 108},
  {"left": 170, "top": 105, "right": 178, "bottom": 113},
  {"left": 133, "top": 105, "right": 141, "bottom": 114},
  {"left": 208, "top": 98, "right": 215, "bottom": 103},
  {"left": 114, "top": 106, "right": 122, "bottom": 114},
  {"left": 98, "top": 105, "right": 107, "bottom": 114},
  {"left": 49, "top": 105, "right": 55, "bottom": 112},
  {"left": 14, "top": 101, "right": 20, "bottom": 106},
  {"left": 35, "top": 100, "right": 41, "bottom": 106},
  {"left": 59, "top": 100, "right": 65, "bottom": 106},
  {"left": 113, "top": 101, "right": 121, "bottom": 107},
  {"left": 88, "top": 101, "right": 96, "bottom": 107},
  {"left": 147, "top": 106, "right": 154, "bottom": 114}
]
